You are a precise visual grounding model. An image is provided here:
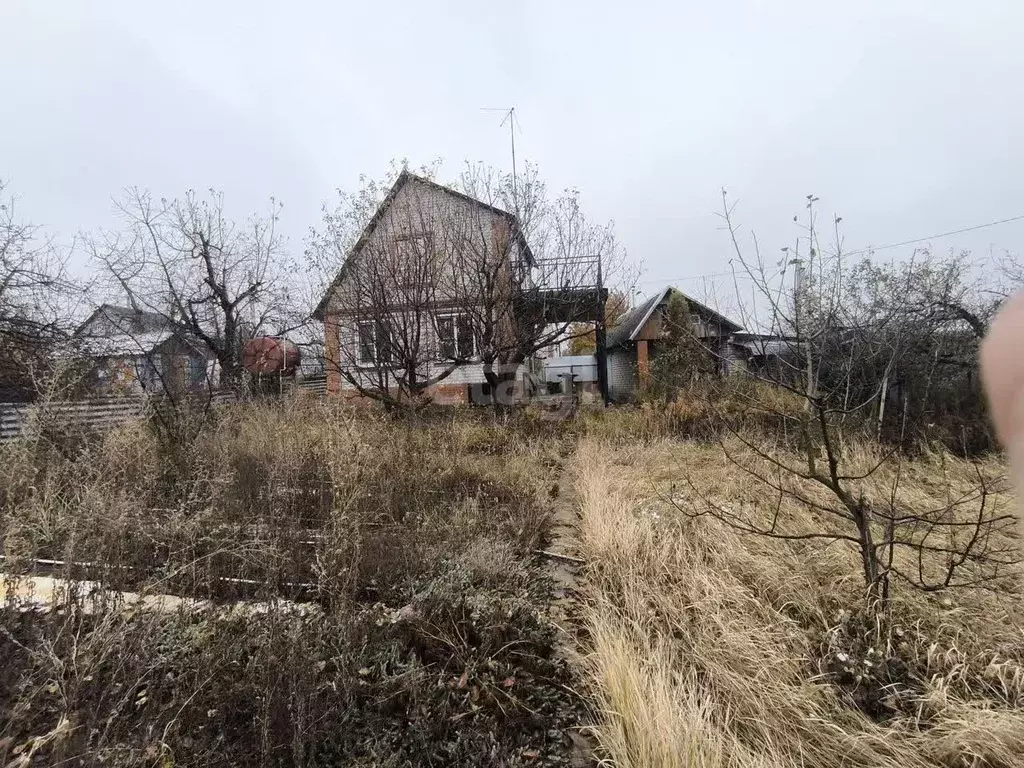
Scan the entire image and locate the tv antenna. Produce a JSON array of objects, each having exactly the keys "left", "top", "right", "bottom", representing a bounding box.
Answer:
[{"left": 481, "top": 106, "right": 521, "bottom": 215}]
